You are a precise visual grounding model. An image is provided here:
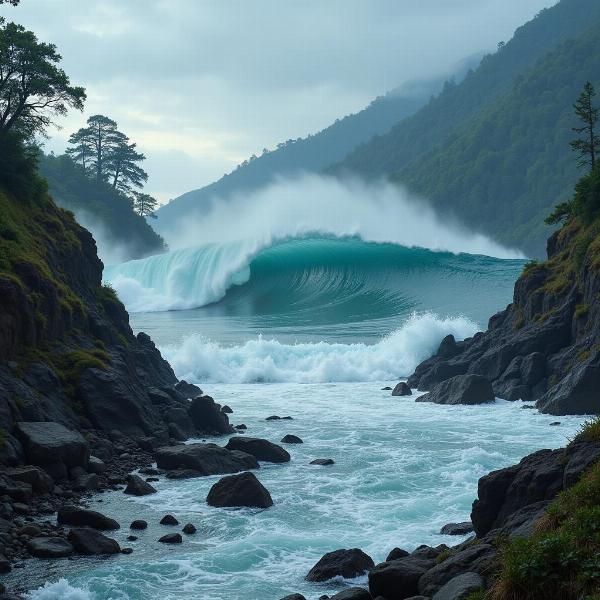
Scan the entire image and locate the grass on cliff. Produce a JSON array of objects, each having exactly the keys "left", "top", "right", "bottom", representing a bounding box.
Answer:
[{"left": 489, "top": 446, "right": 600, "bottom": 600}]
